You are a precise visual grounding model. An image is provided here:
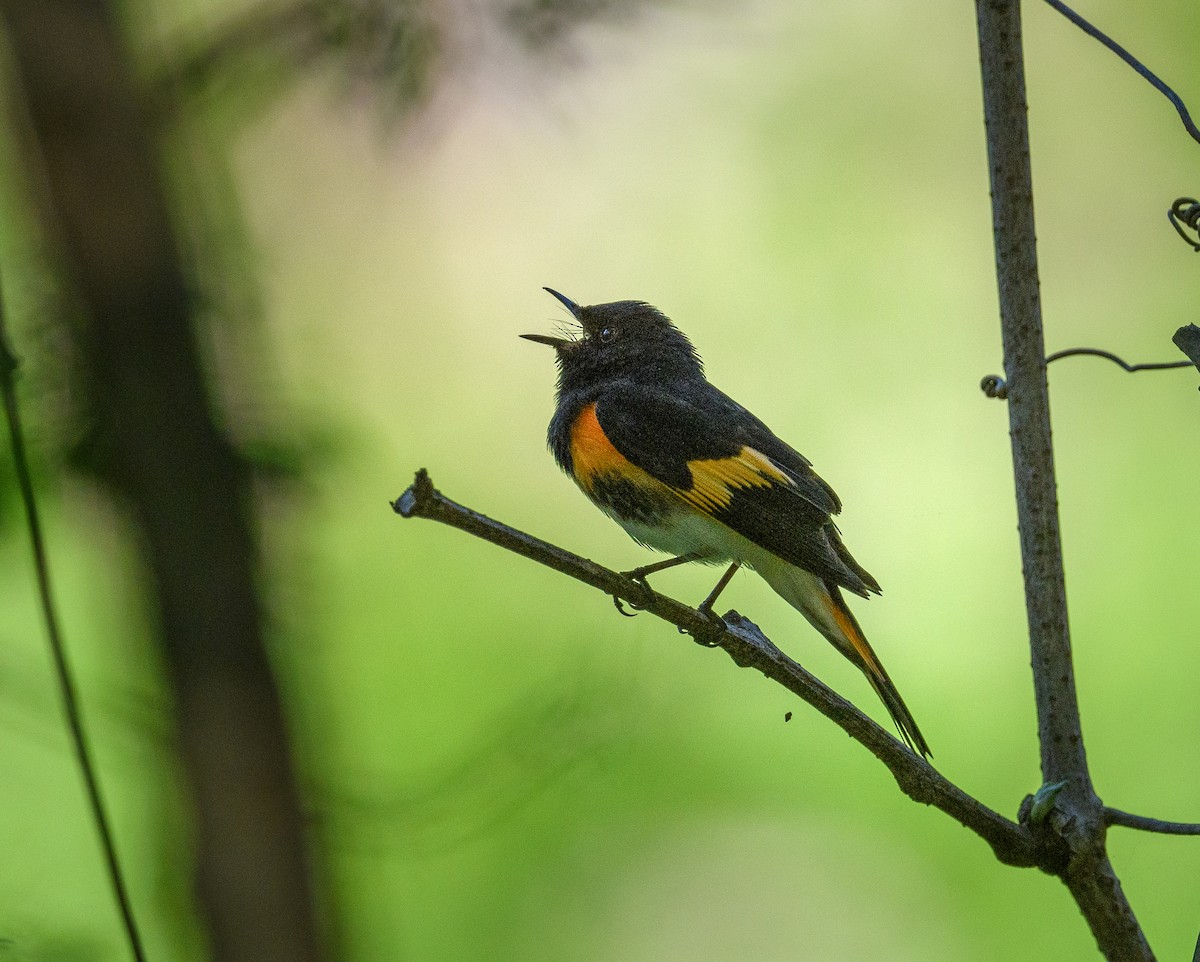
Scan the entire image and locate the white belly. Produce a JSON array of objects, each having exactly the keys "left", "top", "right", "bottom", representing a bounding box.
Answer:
[{"left": 609, "top": 504, "right": 772, "bottom": 569}]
